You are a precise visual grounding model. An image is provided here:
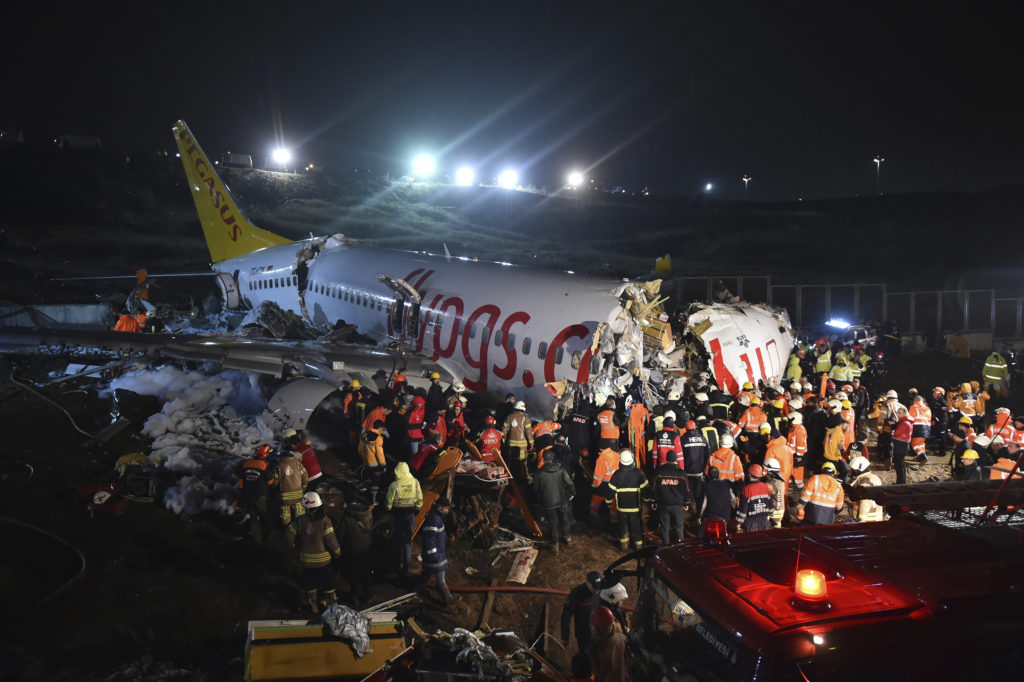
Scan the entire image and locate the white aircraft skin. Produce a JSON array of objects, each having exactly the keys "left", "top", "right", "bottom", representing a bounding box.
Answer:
[{"left": 172, "top": 120, "right": 794, "bottom": 414}]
